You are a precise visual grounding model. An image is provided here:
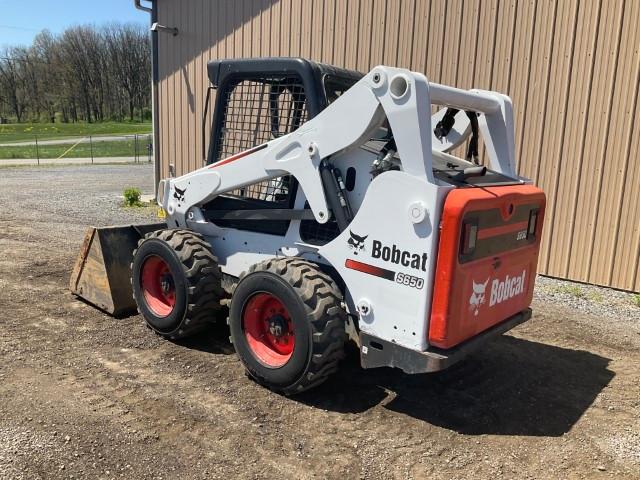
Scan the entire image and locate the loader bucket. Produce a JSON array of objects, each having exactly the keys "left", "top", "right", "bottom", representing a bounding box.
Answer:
[{"left": 69, "top": 223, "right": 166, "bottom": 317}]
